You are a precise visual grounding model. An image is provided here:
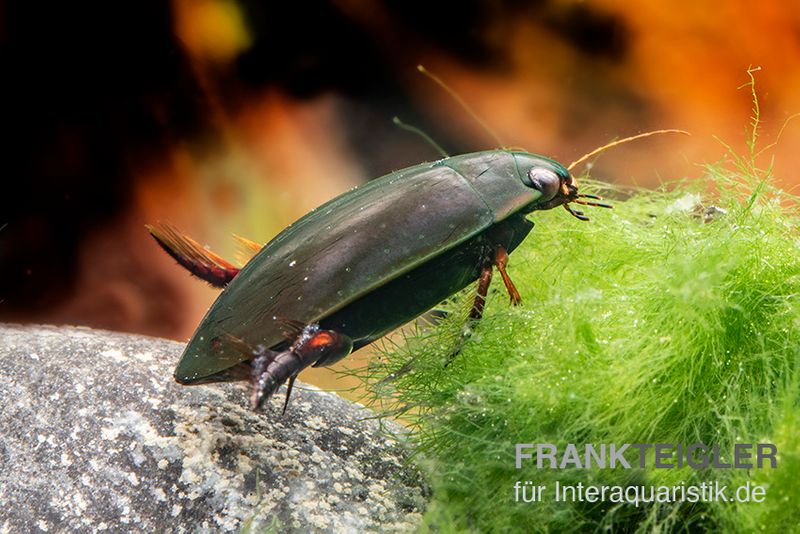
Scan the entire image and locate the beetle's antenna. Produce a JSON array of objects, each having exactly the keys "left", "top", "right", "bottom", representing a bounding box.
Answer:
[
  {"left": 417, "top": 64, "right": 506, "bottom": 149},
  {"left": 567, "top": 129, "right": 691, "bottom": 172},
  {"left": 392, "top": 116, "right": 449, "bottom": 158}
]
